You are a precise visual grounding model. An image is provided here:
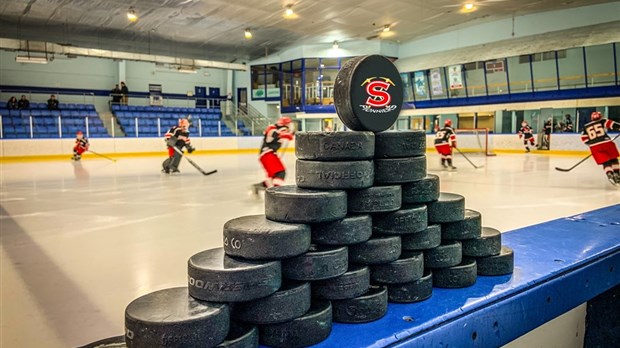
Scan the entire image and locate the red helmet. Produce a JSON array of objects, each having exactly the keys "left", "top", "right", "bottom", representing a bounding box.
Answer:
[
  {"left": 277, "top": 116, "right": 292, "bottom": 126},
  {"left": 444, "top": 119, "right": 452, "bottom": 127},
  {"left": 591, "top": 111, "right": 602, "bottom": 121},
  {"left": 76, "top": 131, "right": 83, "bottom": 135}
]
